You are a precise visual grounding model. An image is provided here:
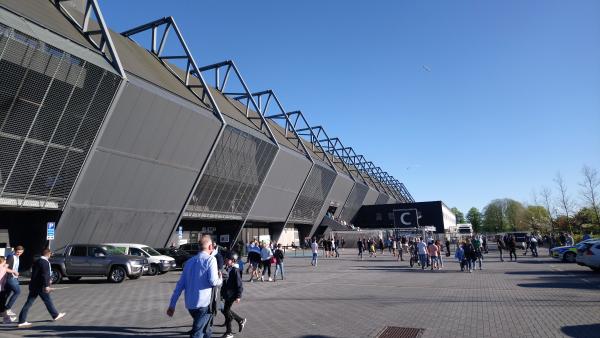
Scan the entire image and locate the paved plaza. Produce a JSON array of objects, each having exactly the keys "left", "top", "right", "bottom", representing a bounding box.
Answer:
[{"left": 2, "top": 248, "right": 600, "bottom": 338}]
